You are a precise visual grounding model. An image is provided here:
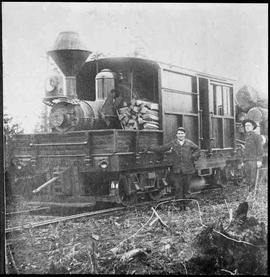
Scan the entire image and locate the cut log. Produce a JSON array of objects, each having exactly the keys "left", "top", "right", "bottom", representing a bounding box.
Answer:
[
  {"left": 118, "top": 113, "right": 127, "bottom": 120},
  {"left": 132, "top": 106, "right": 140, "bottom": 113},
  {"left": 142, "top": 113, "right": 159, "bottom": 121},
  {"left": 147, "top": 109, "right": 159, "bottom": 117},
  {"left": 135, "top": 99, "right": 159, "bottom": 110},
  {"left": 237, "top": 112, "right": 248, "bottom": 122},
  {"left": 139, "top": 105, "right": 148, "bottom": 114},
  {"left": 137, "top": 117, "right": 145, "bottom": 125},
  {"left": 236, "top": 85, "right": 268, "bottom": 112},
  {"left": 143, "top": 122, "right": 159, "bottom": 129},
  {"left": 247, "top": 107, "right": 268, "bottom": 123},
  {"left": 120, "top": 117, "right": 130, "bottom": 125},
  {"left": 118, "top": 107, "right": 131, "bottom": 114},
  {"left": 126, "top": 119, "right": 139, "bottom": 130}
]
